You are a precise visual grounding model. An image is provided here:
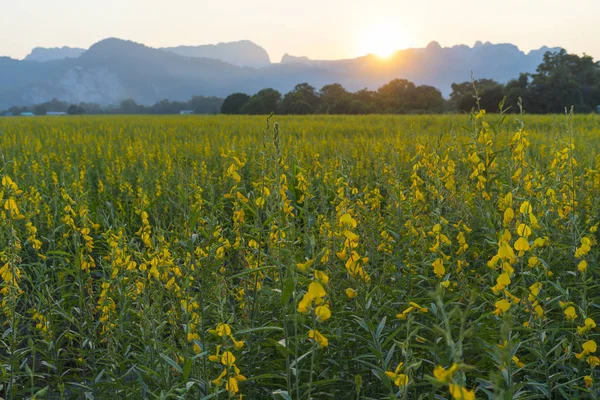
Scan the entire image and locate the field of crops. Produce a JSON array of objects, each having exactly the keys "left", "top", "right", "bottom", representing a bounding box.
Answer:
[{"left": 1, "top": 112, "right": 600, "bottom": 399}]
